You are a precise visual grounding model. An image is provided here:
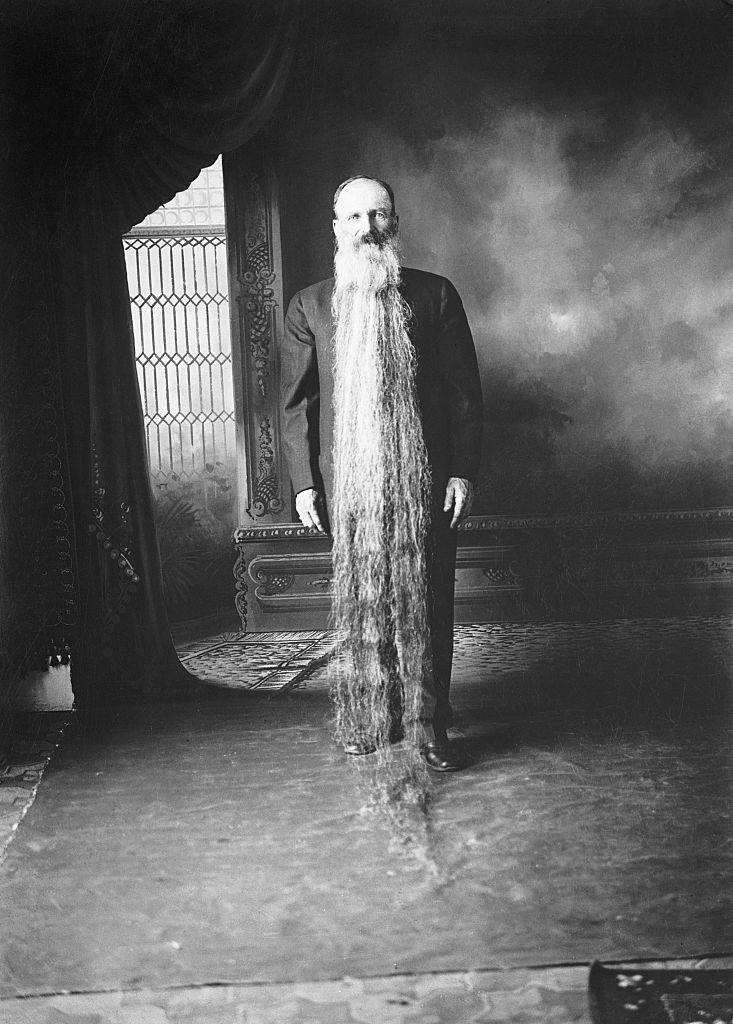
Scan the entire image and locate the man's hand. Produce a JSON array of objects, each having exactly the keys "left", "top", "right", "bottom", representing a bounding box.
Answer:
[
  {"left": 443, "top": 477, "right": 474, "bottom": 529},
  {"left": 295, "top": 488, "right": 326, "bottom": 533}
]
